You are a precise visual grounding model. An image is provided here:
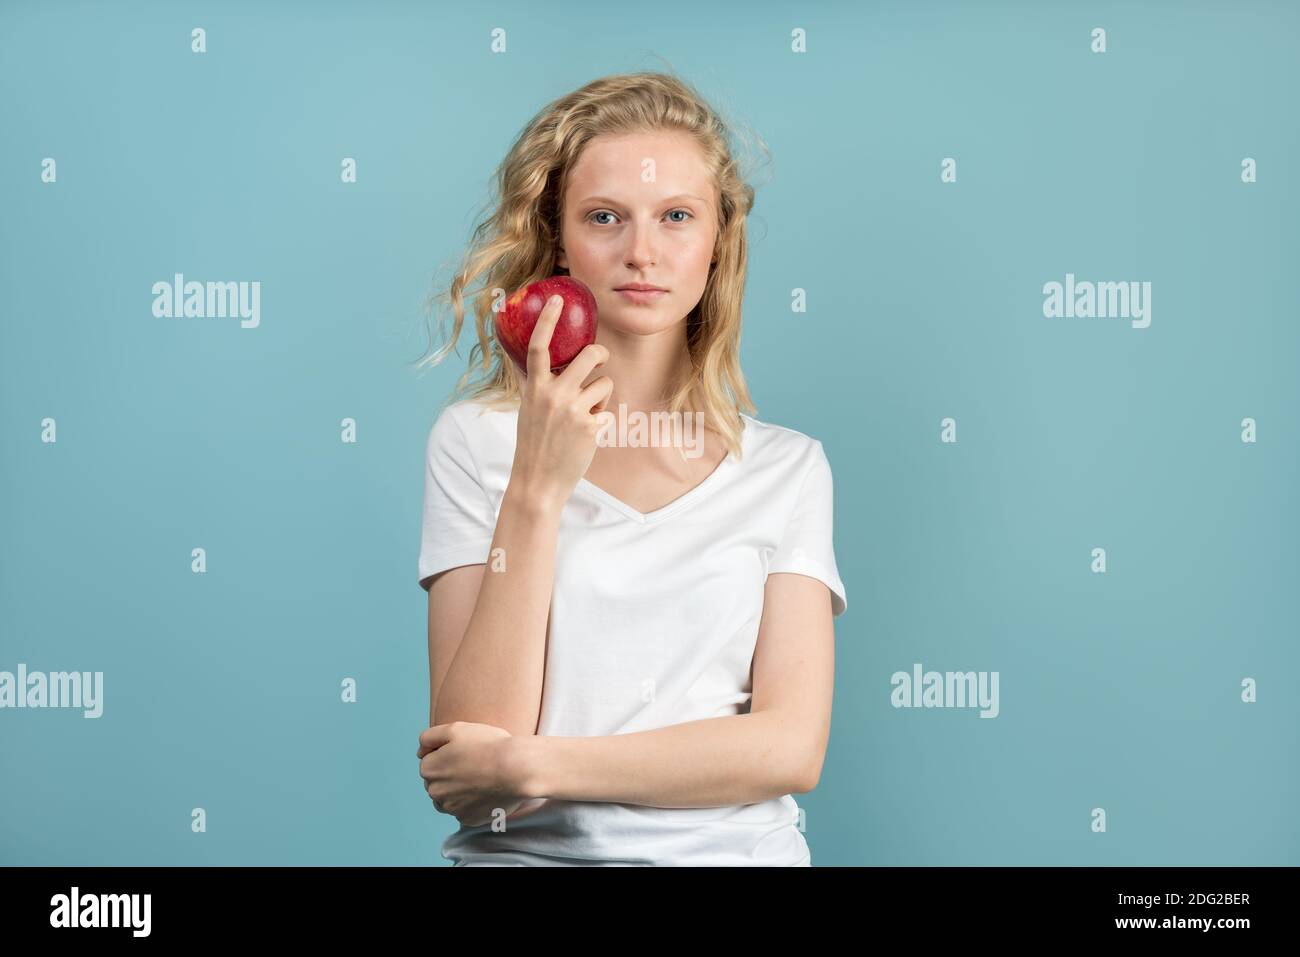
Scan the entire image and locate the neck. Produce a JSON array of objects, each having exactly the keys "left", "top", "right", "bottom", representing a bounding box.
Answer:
[{"left": 589, "top": 322, "right": 694, "bottom": 415}]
